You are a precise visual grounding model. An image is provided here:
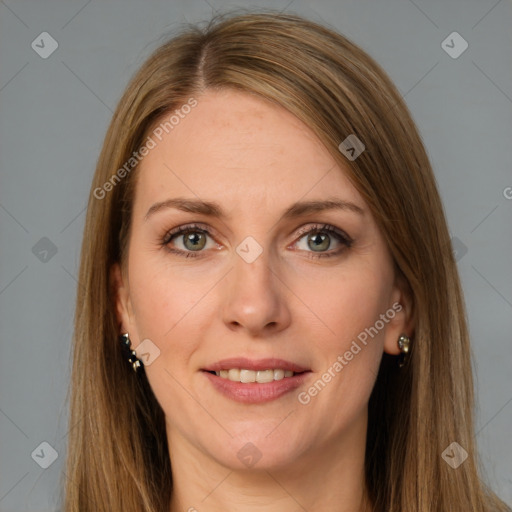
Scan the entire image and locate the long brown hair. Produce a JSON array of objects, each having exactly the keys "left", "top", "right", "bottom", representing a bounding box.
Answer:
[{"left": 62, "top": 9, "right": 511, "bottom": 511}]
